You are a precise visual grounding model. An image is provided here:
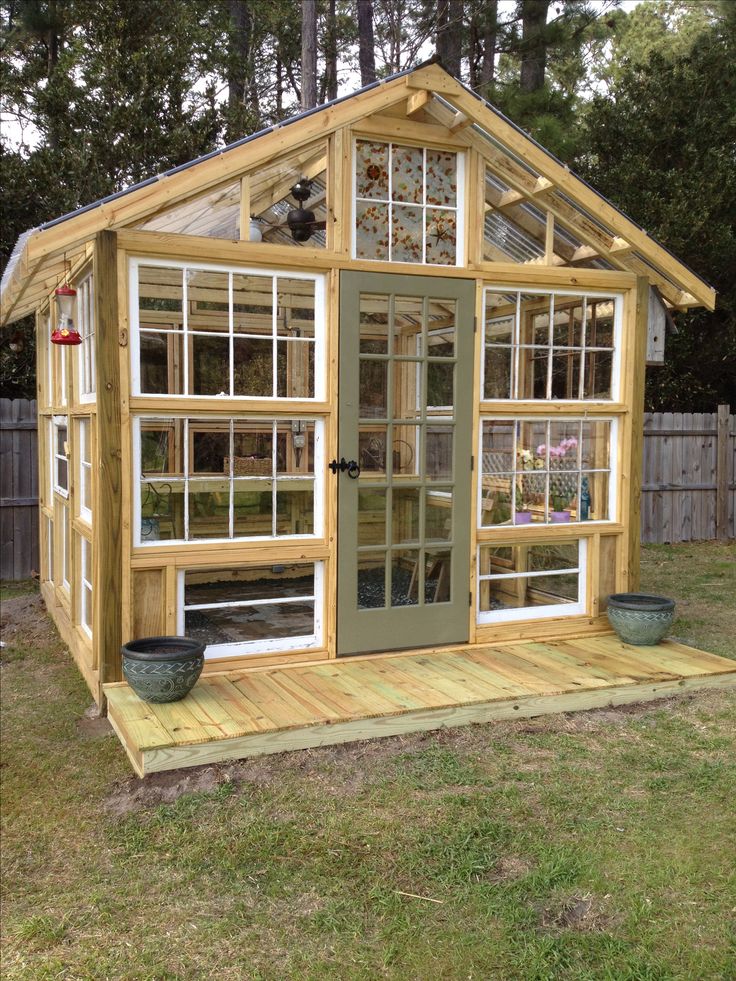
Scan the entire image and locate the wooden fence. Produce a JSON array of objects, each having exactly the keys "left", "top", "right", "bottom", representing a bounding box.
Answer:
[
  {"left": 0, "top": 400, "right": 733, "bottom": 579},
  {"left": 0, "top": 399, "right": 39, "bottom": 580},
  {"left": 641, "top": 405, "right": 735, "bottom": 544}
]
